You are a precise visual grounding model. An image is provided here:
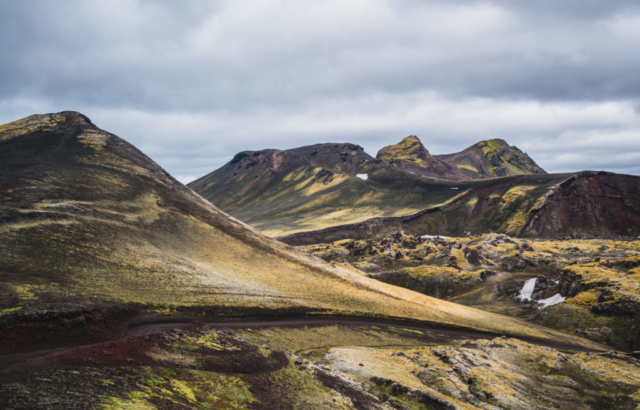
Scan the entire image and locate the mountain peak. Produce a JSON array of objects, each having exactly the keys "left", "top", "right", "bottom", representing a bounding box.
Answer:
[
  {"left": 439, "top": 138, "right": 546, "bottom": 178},
  {"left": 481, "top": 138, "right": 507, "bottom": 148},
  {"left": 376, "top": 135, "right": 431, "bottom": 164},
  {"left": 0, "top": 111, "right": 95, "bottom": 142}
]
